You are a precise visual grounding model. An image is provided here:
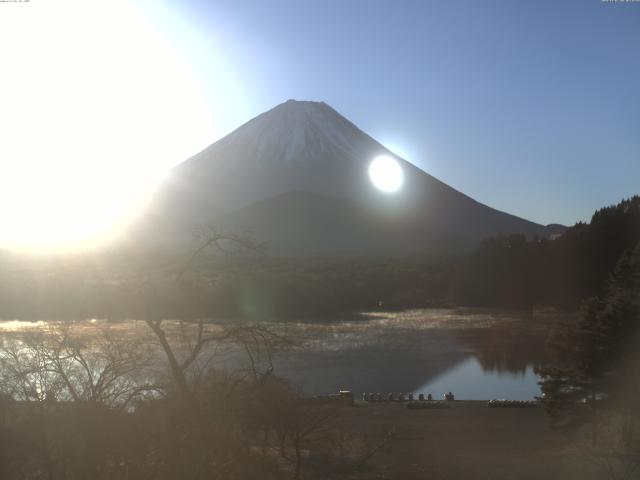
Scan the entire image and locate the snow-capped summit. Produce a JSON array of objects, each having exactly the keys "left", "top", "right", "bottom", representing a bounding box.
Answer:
[
  {"left": 182, "top": 99, "right": 371, "bottom": 169},
  {"left": 141, "top": 100, "right": 563, "bottom": 254},
  {"left": 159, "top": 99, "right": 414, "bottom": 219}
]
